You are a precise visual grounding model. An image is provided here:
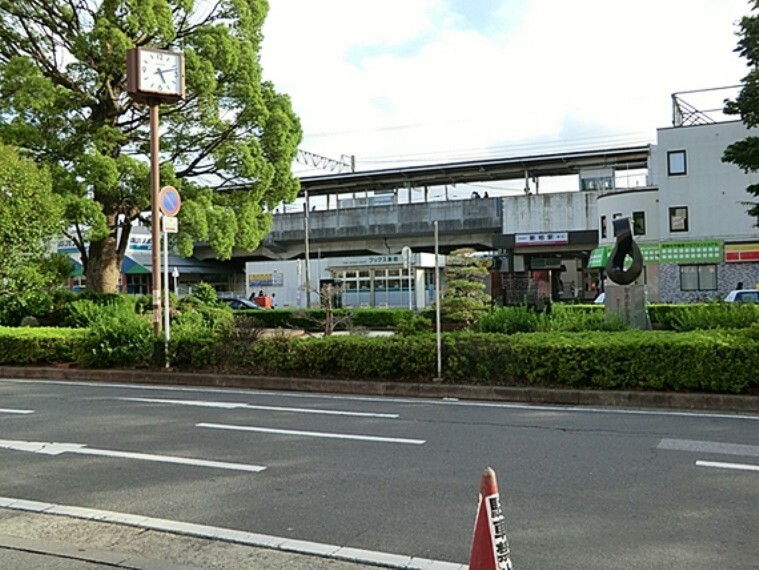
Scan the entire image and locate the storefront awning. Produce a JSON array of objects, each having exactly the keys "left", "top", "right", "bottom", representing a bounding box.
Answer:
[
  {"left": 68, "top": 257, "right": 84, "bottom": 277},
  {"left": 122, "top": 255, "right": 151, "bottom": 275}
]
